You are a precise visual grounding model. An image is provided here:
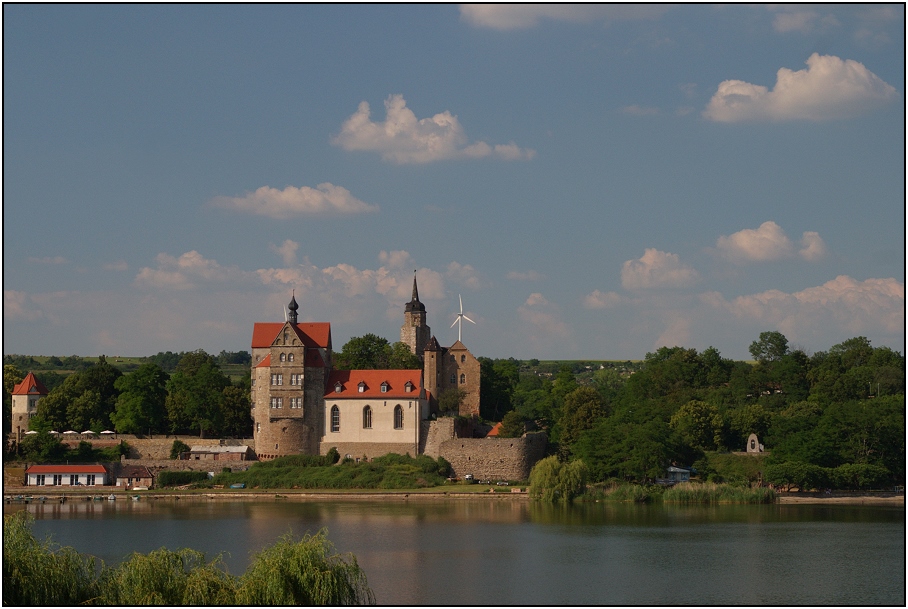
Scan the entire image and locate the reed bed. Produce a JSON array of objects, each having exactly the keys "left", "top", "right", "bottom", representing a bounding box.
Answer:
[{"left": 662, "top": 482, "right": 775, "bottom": 504}]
